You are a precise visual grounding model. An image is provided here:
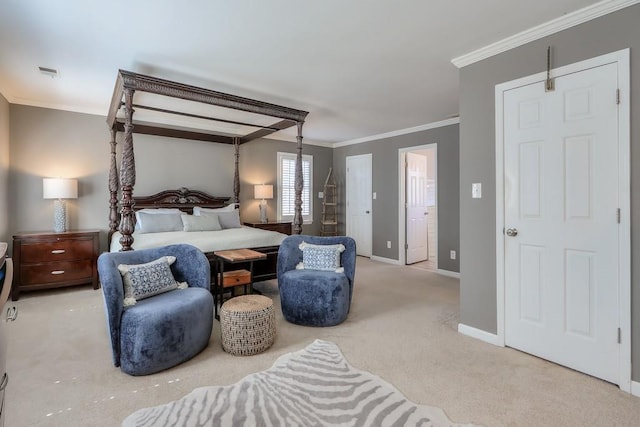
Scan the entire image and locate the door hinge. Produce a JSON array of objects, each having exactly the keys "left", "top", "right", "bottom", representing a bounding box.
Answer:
[
  {"left": 617, "top": 208, "right": 621, "bottom": 224},
  {"left": 616, "top": 88, "right": 620, "bottom": 105},
  {"left": 618, "top": 327, "right": 621, "bottom": 344},
  {"left": 405, "top": 243, "right": 408, "bottom": 250}
]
